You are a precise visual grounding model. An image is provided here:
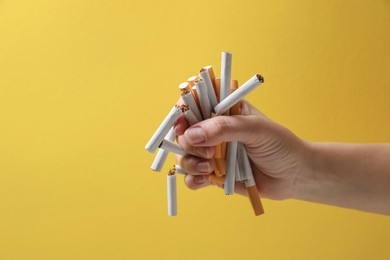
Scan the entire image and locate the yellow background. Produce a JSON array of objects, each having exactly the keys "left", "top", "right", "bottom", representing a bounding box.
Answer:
[{"left": 1, "top": 1, "right": 389, "bottom": 259}]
